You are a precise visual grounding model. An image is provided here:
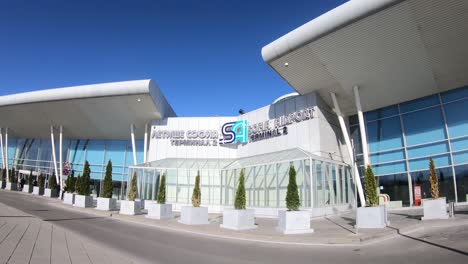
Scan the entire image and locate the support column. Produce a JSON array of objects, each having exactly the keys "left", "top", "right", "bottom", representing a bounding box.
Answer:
[
  {"left": 5, "top": 127, "right": 9, "bottom": 183},
  {"left": 59, "top": 126, "right": 63, "bottom": 191},
  {"left": 0, "top": 128, "right": 5, "bottom": 170},
  {"left": 143, "top": 123, "right": 148, "bottom": 163},
  {"left": 353, "top": 86, "right": 370, "bottom": 167},
  {"left": 130, "top": 124, "right": 137, "bottom": 165},
  {"left": 50, "top": 126, "right": 59, "bottom": 182},
  {"left": 331, "top": 93, "right": 366, "bottom": 207}
]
